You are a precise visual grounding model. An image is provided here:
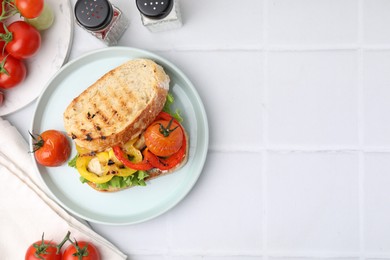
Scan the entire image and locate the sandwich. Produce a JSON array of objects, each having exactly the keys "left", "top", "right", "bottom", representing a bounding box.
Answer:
[{"left": 63, "top": 58, "right": 188, "bottom": 192}]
